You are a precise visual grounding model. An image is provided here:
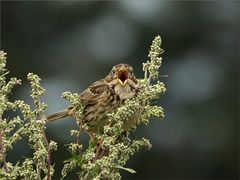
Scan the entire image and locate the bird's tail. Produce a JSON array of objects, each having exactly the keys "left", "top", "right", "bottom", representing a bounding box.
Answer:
[{"left": 47, "top": 108, "right": 74, "bottom": 122}]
